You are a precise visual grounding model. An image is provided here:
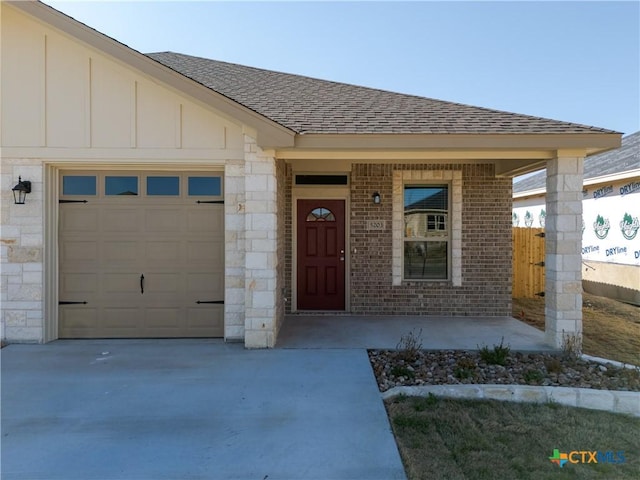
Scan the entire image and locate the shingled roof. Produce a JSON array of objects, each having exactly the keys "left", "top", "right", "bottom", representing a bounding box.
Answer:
[
  {"left": 146, "top": 52, "right": 616, "bottom": 136},
  {"left": 513, "top": 131, "right": 640, "bottom": 194}
]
